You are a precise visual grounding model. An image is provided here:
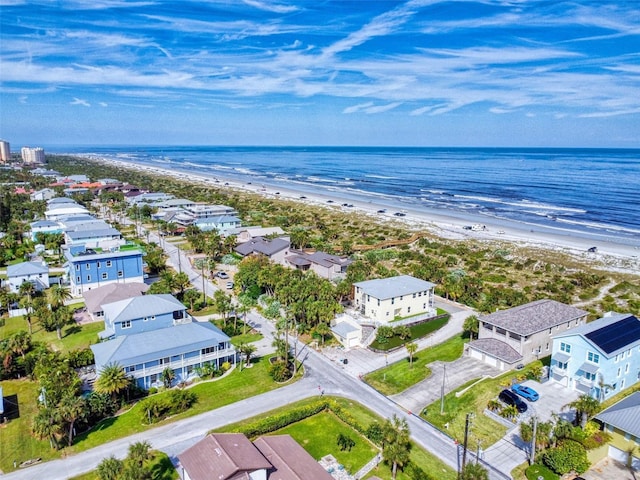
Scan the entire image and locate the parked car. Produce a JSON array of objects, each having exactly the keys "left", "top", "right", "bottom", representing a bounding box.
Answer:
[
  {"left": 498, "top": 389, "right": 528, "bottom": 413},
  {"left": 511, "top": 384, "right": 539, "bottom": 402},
  {"left": 217, "top": 271, "right": 229, "bottom": 279},
  {"left": 226, "top": 281, "right": 234, "bottom": 290}
]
